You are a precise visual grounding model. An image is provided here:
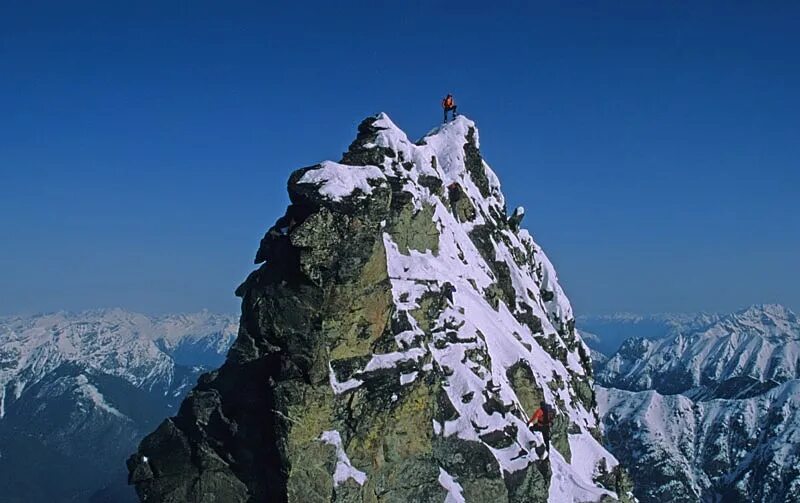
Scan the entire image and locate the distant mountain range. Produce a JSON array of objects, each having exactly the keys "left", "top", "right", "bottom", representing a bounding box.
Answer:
[
  {"left": 0, "top": 309, "right": 238, "bottom": 502},
  {"left": 596, "top": 304, "right": 799, "bottom": 399},
  {"left": 591, "top": 304, "right": 800, "bottom": 502},
  {"left": 3, "top": 303, "right": 797, "bottom": 502},
  {"left": 577, "top": 311, "right": 722, "bottom": 356}
]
